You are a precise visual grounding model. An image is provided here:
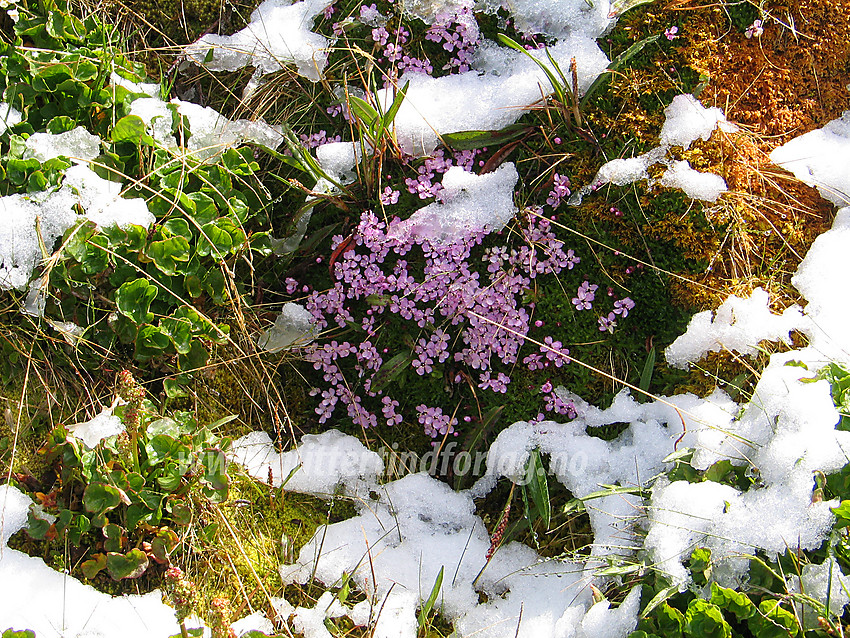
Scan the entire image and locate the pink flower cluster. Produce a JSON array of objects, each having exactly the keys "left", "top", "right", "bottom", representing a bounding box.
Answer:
[
  {"left": 425, "top": 8, "right": 480, "bottom": 73},
  {"left": 300, "top": 209, "right": 580, "bottom": 437},
  {"left": 546, "top": 173, "right": 571, "bottom": 208},
  {"left": 403, "top": 148, "right": 481, "bottom": 199}
]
